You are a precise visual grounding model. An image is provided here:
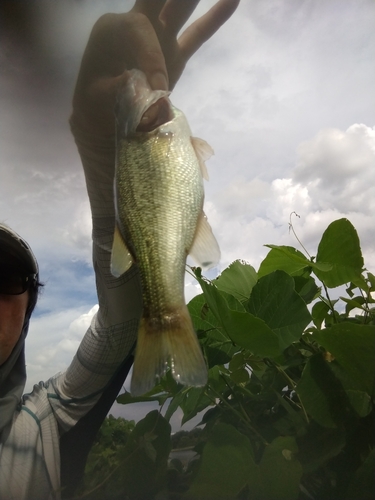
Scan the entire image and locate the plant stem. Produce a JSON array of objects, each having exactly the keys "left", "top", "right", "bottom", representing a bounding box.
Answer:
[
  {"left": 289, "top": 212, "right": 311, "bottom": 259},
  {"left": 207, "top": 384, "right": 269, "bottom": 445},
  {"left": 319, "top": 284, "right": 337, "bottom": 322},
  {"left": 271, "top": 362, "right": 310, "bottom": 424}
]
